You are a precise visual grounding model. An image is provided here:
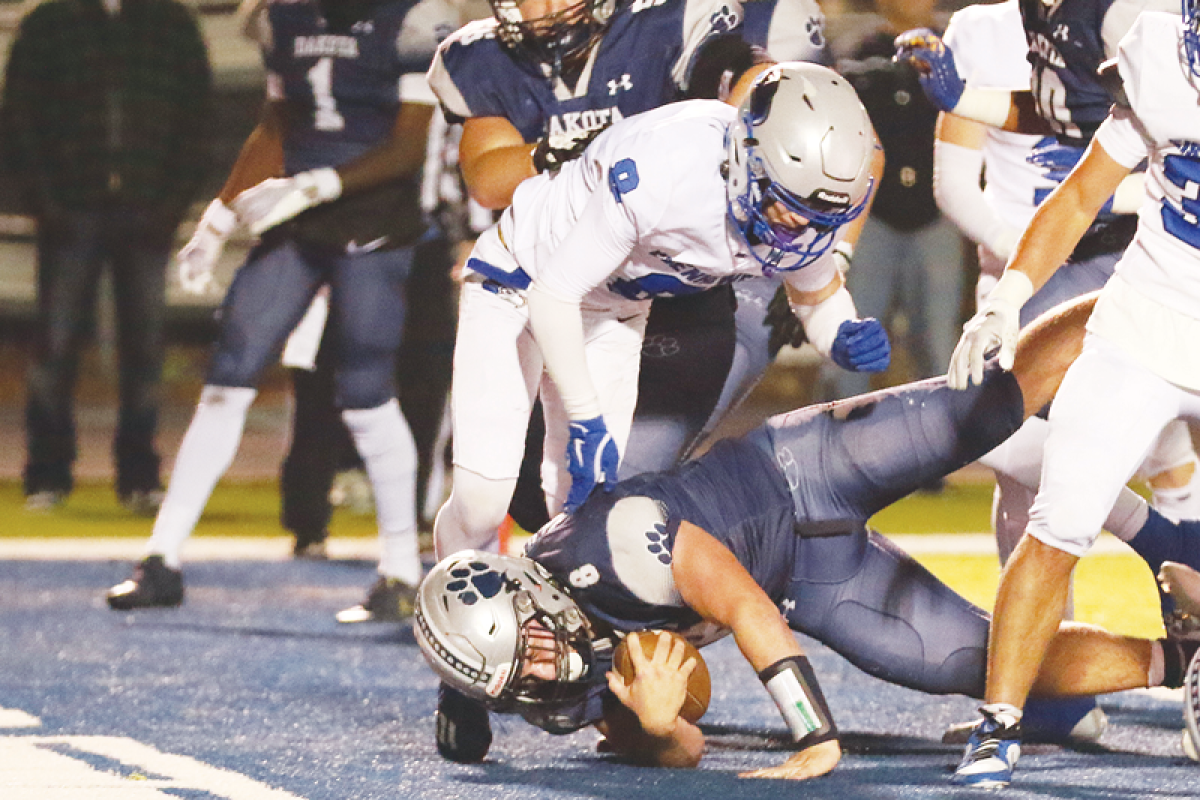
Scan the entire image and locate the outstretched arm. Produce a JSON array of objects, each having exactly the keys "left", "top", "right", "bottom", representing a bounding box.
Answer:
[
  {"left": 947, "top": 138, "right": 1131, "bottom": 389},
  {"left": 672, "top": 521, "right": 842, "bottom": 780}
]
